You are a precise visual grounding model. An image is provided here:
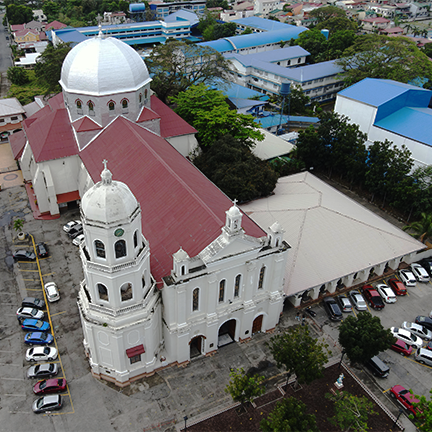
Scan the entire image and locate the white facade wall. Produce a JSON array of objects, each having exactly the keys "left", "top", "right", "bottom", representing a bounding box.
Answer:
[
  {"left": 165, "top": 134, "right": 199, "bottom": 158},
  {"left": 0, "top": 113, "right": 23, "bottom": 126}
]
